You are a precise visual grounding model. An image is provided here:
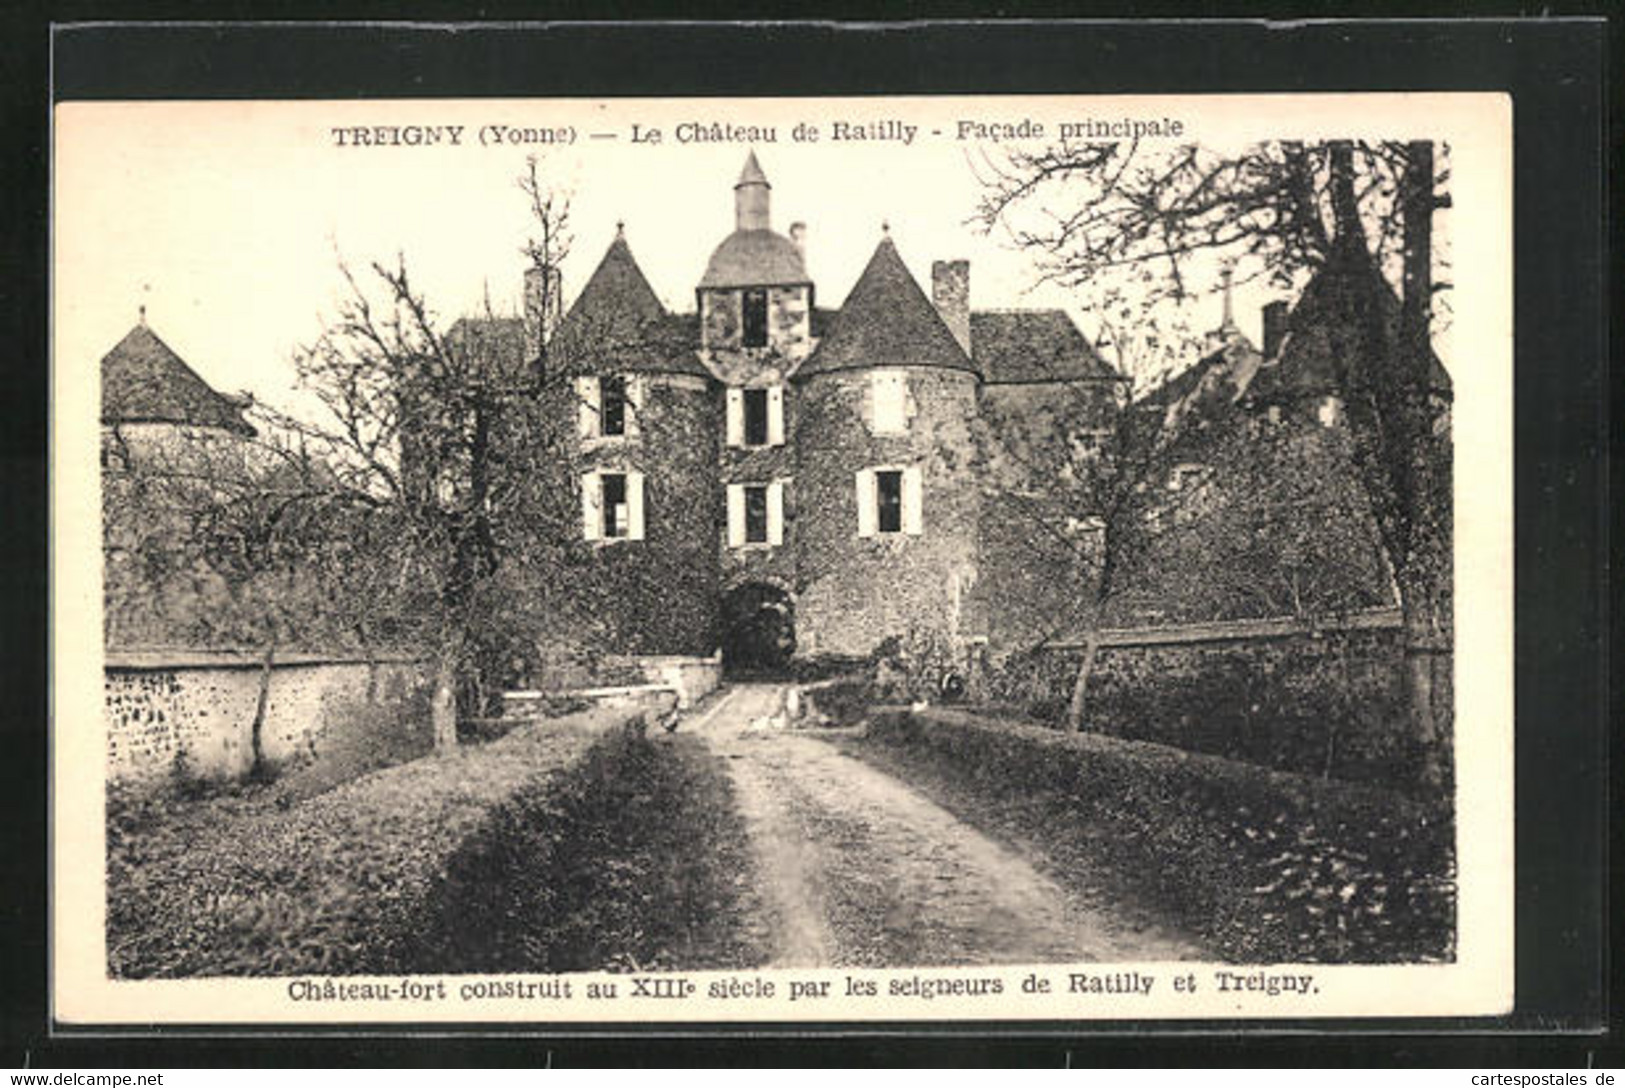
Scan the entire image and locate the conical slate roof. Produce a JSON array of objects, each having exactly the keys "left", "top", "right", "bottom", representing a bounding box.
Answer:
[
  {"left": 797, "top": 236, "right": 977, "bottom": 379},
  {"left": 1246, "top": 239, "right": 1452, "bottom": 405},
  {"left": 737, "top": 150, "right": 769, "bottom": 188},
  {"left": 101, "top": 323, "right": 255, "bottom": 434},
  {"left": 549, "top": 232, "right": 708, "bottom": 377}
]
